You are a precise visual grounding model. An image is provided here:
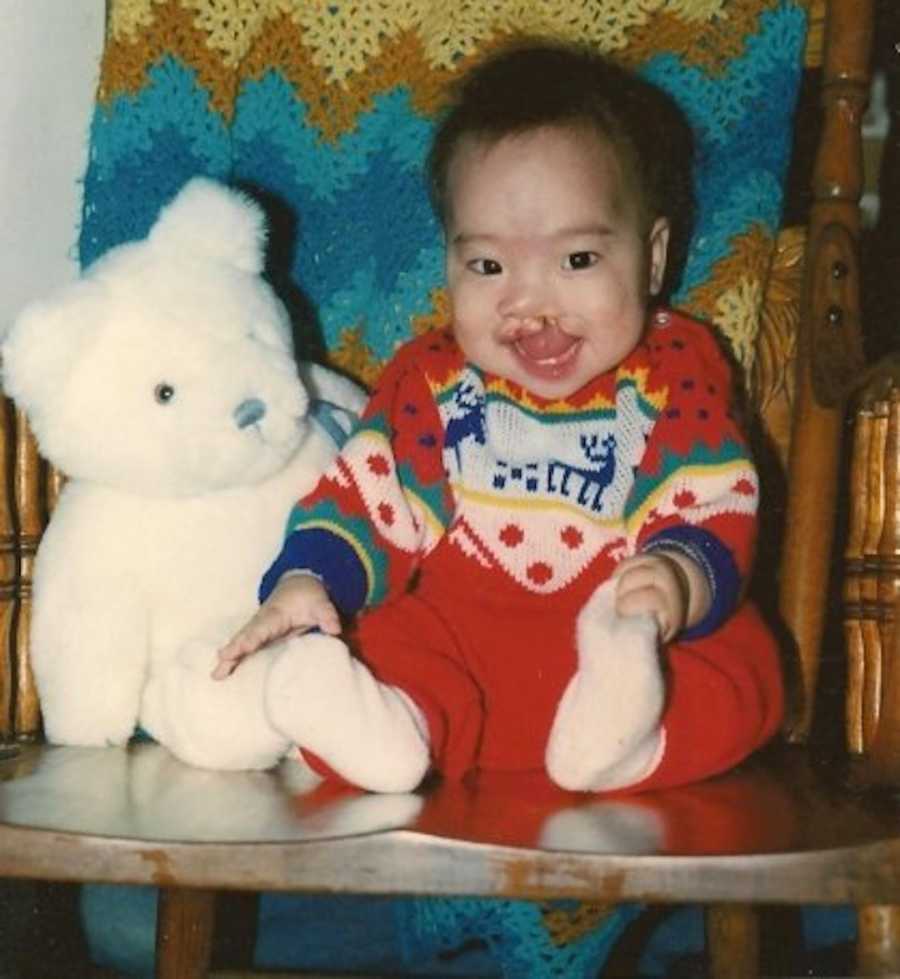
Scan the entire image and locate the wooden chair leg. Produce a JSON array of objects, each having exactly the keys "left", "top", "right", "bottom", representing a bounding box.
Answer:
[
  {"left": 857, "top": 905, "right": 900, "bottom": 976},
  {"left": 706, "top": 904, "right": 759, "bottom": 979},
  {"left": 156, "top": 886, "right": 216, "bottom": 979}
]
